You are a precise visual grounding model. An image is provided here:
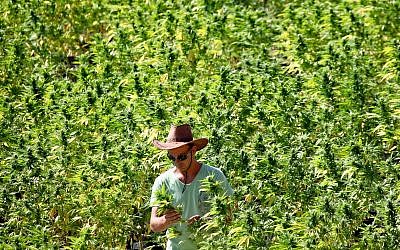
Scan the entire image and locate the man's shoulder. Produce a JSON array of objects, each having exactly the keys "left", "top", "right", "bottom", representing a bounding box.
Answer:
[
  {"left": 202, "top": 164, "right": 225, "bottom": 177},
  {"left": 203, "top": 164, "right": 219, "bottom": 172},
  {"left": 154, "top": 168, "right": 174, "bottom": 183},
  {"left": 201, "top": 164, "right": 233, "bottom": 195}
]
